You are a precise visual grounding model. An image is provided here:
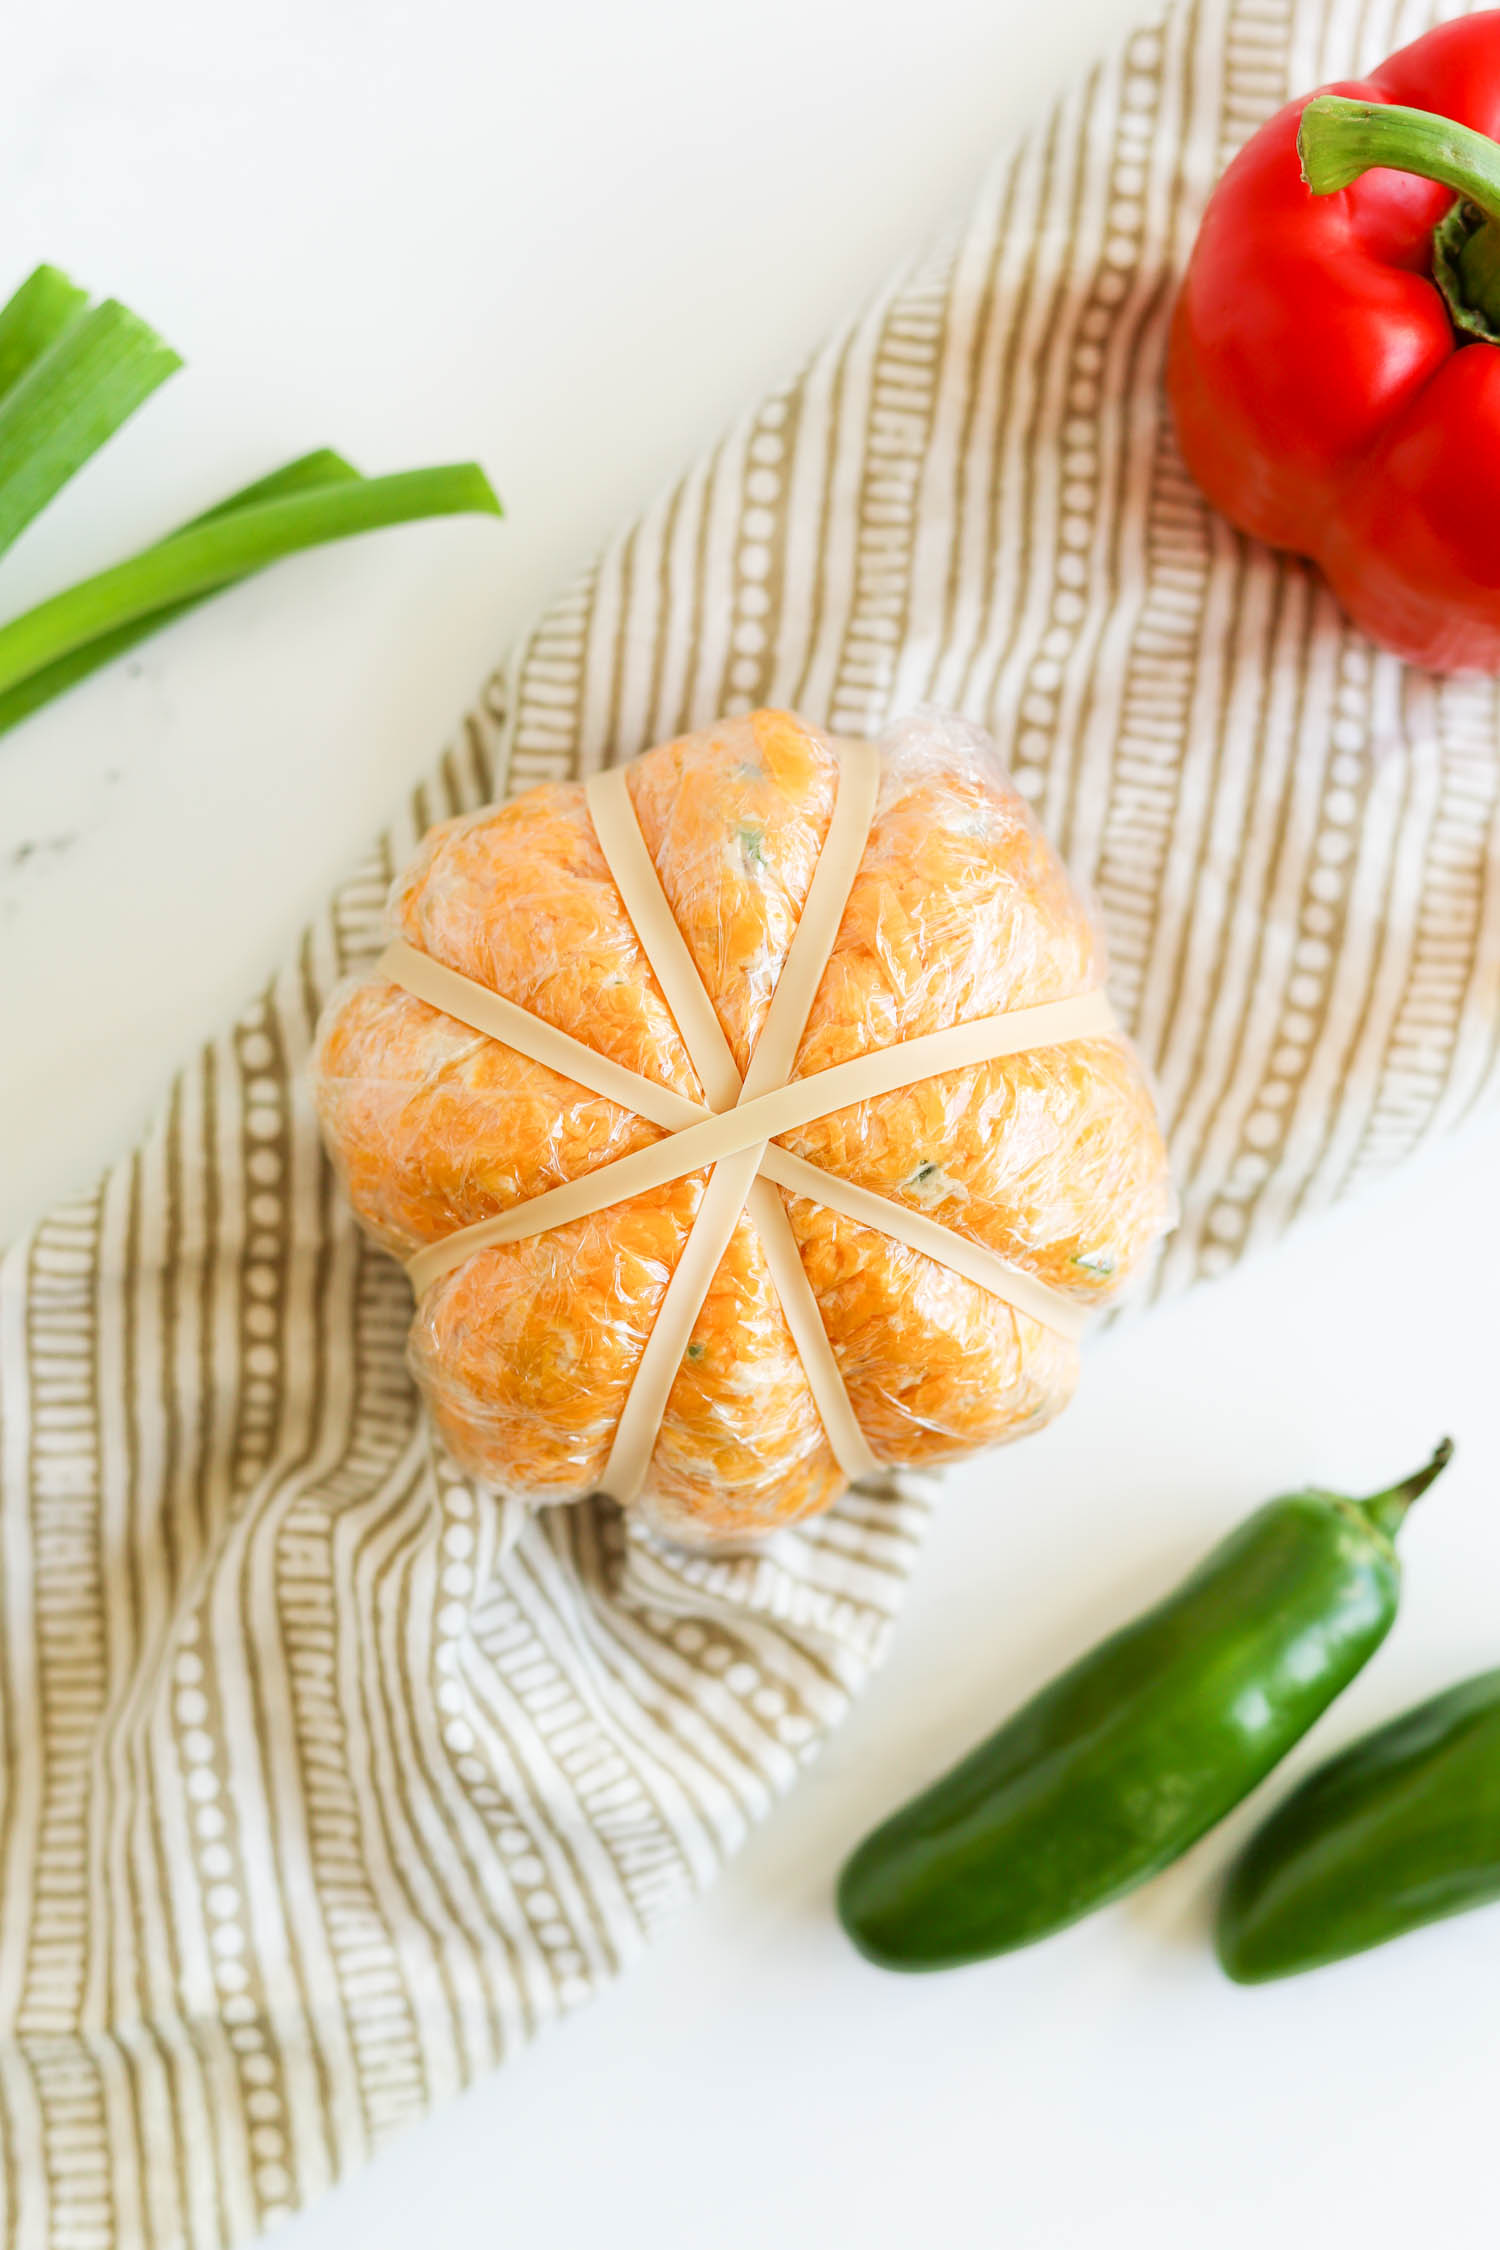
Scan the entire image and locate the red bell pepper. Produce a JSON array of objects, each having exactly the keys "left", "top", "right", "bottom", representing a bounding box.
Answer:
[{"left": 1168, "top": 11, "right": 1500, "bottom": 673}]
